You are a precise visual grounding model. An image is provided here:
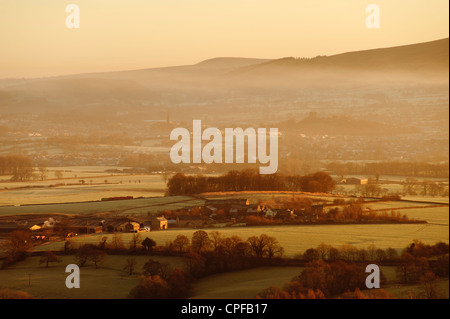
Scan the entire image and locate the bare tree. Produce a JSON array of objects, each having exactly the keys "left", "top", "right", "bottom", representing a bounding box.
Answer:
[
  {"left": 172, "top": 235, "right": 190, "bottom": 254},
  {"left": 129, "top": 233, "right": 142, "bottom": 251},
  {"left": 55, "top": 170, "right": 63, "bottom": 179},
  {"left": 247, "top": 234, "right": 283, "bottom": 259},
  {"left": 123, "top": 258, "right": 137, "bottom": 275},
  {"left": 39, "top": 251, "right": 61, "bottom": 268},
  {"left": 191, "top": 231, "right": 211, "bottom": 253},
  {"left": 38, "top": 166, "right": 48, "bottom": 181}
]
